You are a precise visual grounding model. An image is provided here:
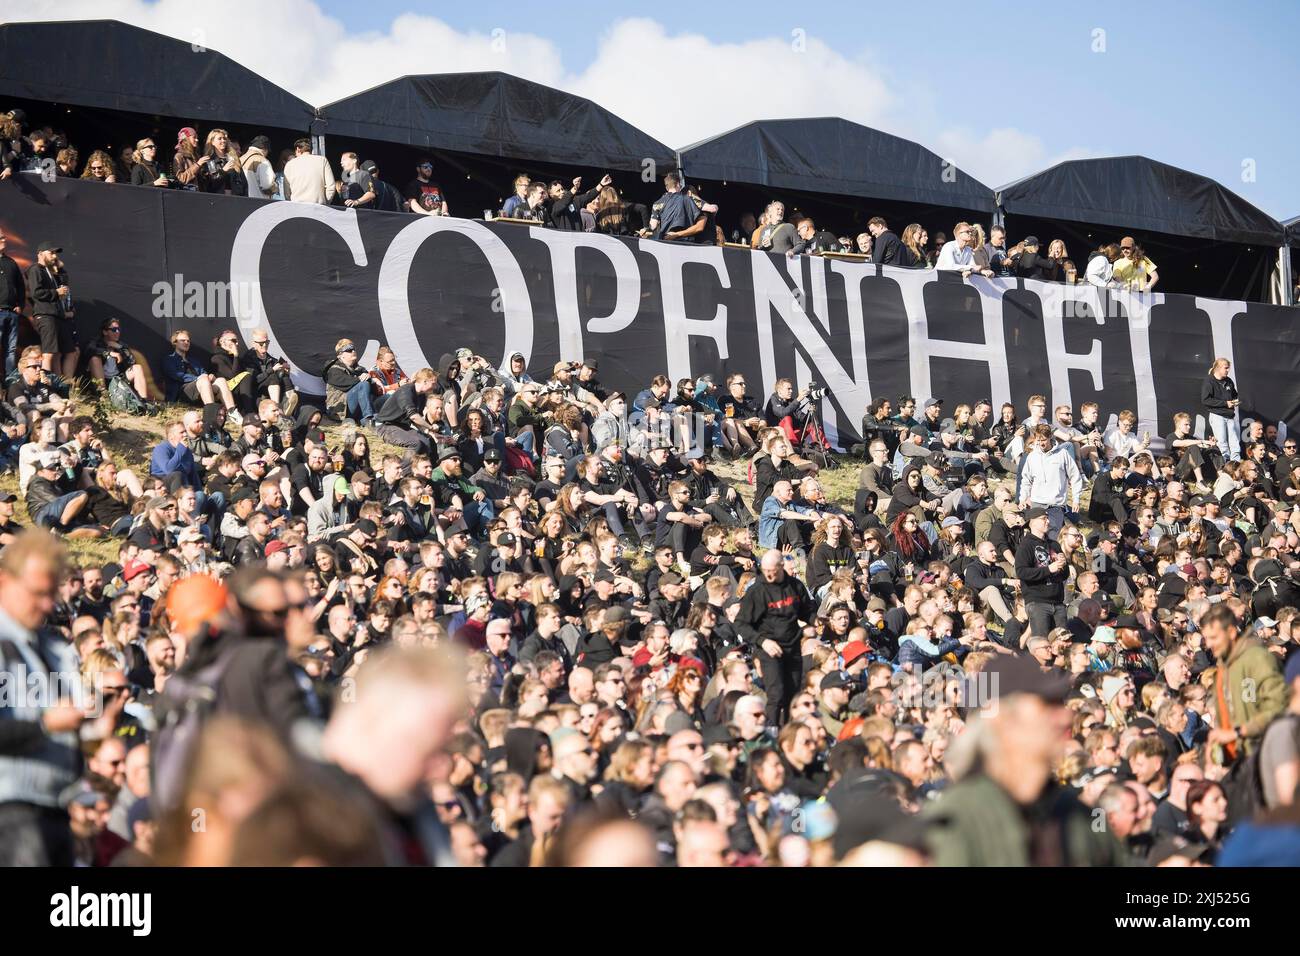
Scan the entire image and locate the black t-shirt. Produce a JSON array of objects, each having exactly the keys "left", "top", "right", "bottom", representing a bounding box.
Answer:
[
  {"left": 403, "top": 179, "right": 445, "bottom": 213},
  {"left": 7, "top": 378, "right": 53, "bottom": 408},
  {"left": 375, "top": 382, "right": 421, "bottom": 428},
  {"left": 291, "top": 464, "right": 328, "bottom": 515}
]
